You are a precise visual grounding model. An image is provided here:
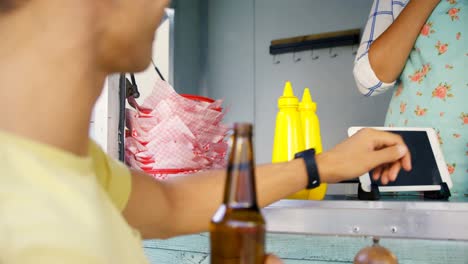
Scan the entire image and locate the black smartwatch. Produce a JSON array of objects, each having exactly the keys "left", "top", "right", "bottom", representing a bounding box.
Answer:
[{"left": 294, "top": 148, "right": 321, "bottom": 189}]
